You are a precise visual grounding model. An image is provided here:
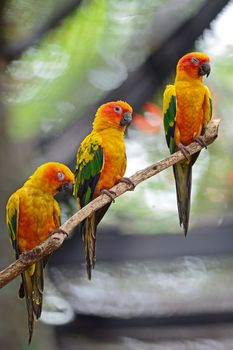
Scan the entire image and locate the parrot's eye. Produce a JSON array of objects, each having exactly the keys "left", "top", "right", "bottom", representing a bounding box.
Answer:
[
  {"left": 114, "top": 106, "right": 122, "bottom": 114},
  {"left": 57, "top": 172, "right": 65, "bottom": 181},
  {"left": 191, "top": 57, "right": 199, "bottom": 65}
]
